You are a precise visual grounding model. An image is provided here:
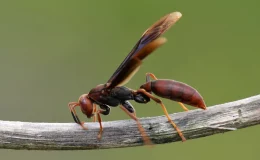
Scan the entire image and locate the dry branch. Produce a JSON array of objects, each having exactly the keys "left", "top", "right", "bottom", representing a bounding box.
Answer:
[{"left": 0, "top": 95, "right": 260, "bottom": 150}]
